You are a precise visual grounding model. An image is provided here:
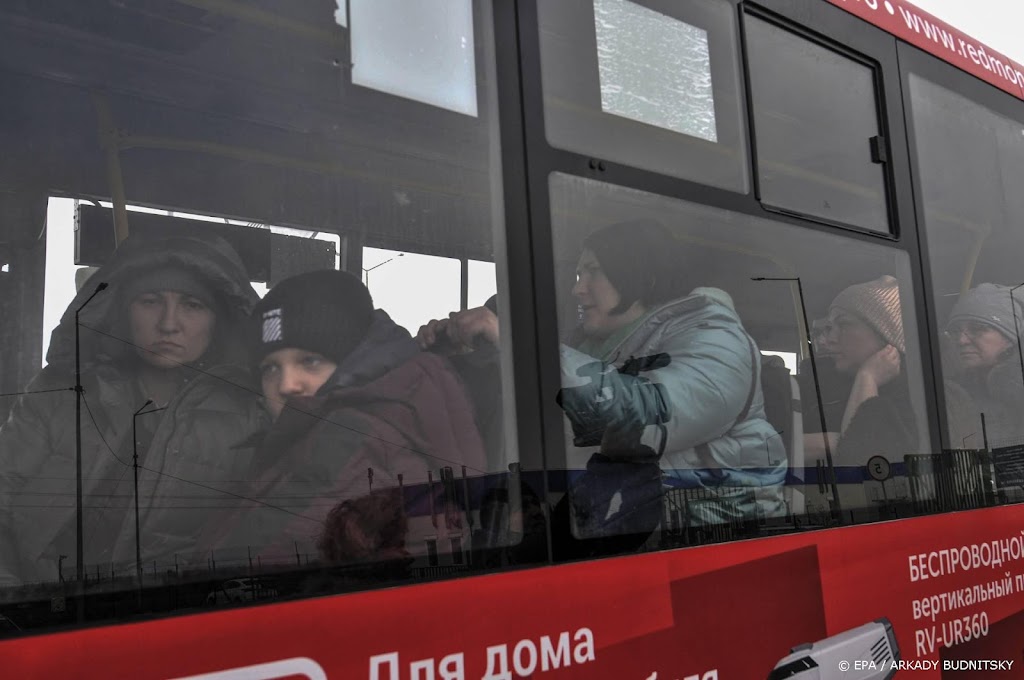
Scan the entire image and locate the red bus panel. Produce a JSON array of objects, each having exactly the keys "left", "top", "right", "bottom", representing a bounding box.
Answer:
[
  {"left": 825, "top": 0, "right": 1024, "bottom": 100},
  {"left": 3, "top": 505, "right": 1024, "bottom": 678}
]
